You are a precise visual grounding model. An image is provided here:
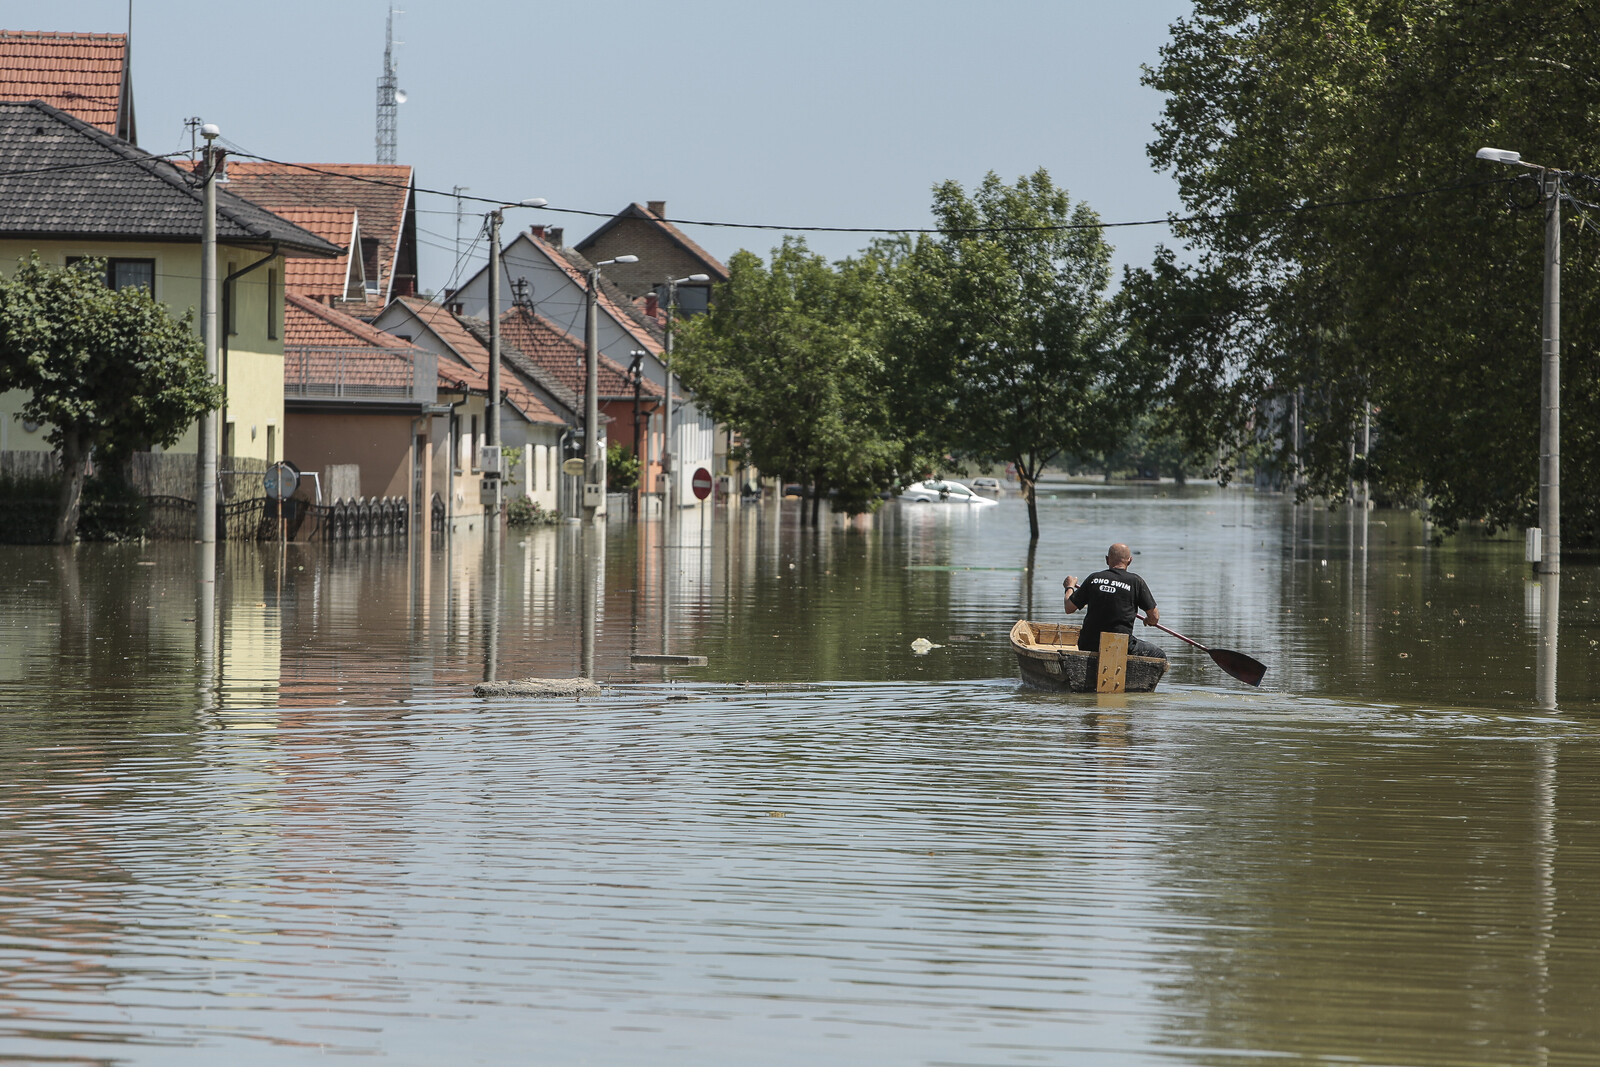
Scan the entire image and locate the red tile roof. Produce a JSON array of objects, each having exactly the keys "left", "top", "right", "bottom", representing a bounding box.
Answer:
[
  {"left": 284, "top": 293, "right": 428, "bottom": 393},
  {"left": 270, "top": 207, "right": 359, "bottom": 298},
  {"left": 387, "top": 296, "right": 565, "bottom": 425},
  {"left": 0, "top": 31, "right": 130, "bottom": 138},
  {"left": 225, "top": 161, "right": 412, "bottom": 302},
  {"left": 497, "top": 303, "right": 654, "bottom": 401}
]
